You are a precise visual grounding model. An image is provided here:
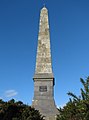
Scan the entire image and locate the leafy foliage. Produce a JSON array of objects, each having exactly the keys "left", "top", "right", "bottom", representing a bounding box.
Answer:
[
  {"left": 57, "top": 77, "right": 89, "bottom": 120},
  {"left": 0, "top": 99, "right": 44, "bottom": 120}
]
